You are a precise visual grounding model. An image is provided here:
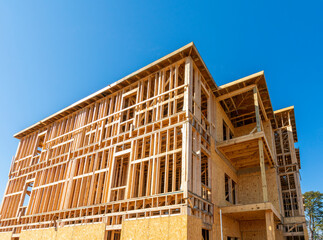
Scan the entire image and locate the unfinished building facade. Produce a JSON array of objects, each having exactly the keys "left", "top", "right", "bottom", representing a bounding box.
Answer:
[{"left": 0, "top": 43, "right": 308, "bottom": 240}]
